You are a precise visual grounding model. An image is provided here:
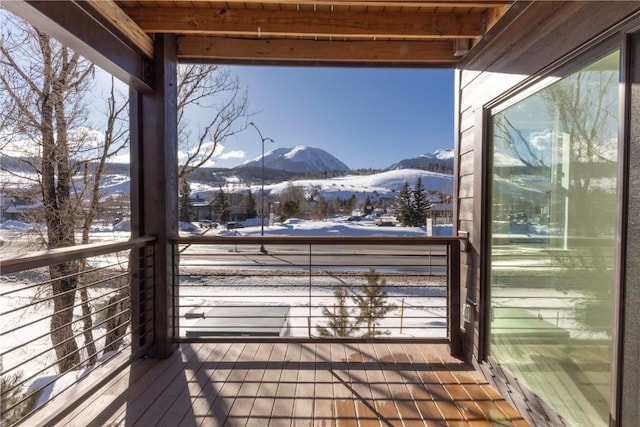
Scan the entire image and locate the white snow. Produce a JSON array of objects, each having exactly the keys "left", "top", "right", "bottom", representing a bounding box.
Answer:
[
  {"left": 216, "top": 217, "right": 452, "bottom": 237},
  {"left": 433, "top": 148, "right": 454, "bottom": 160},
  {"left": 243, "top": 146, "right": 350, "bottom": 173},
  {"left": 191, "top": 168, "right": 453, "bottom": 203}
]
